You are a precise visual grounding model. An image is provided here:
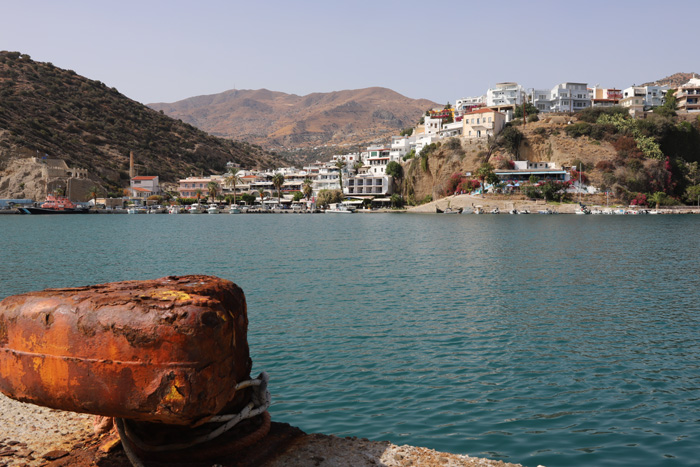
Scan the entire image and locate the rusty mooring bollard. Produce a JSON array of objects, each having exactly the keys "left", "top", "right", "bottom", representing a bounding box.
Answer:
[{"left": 0, "top": 275, "right": 271, "bottom": 464}]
